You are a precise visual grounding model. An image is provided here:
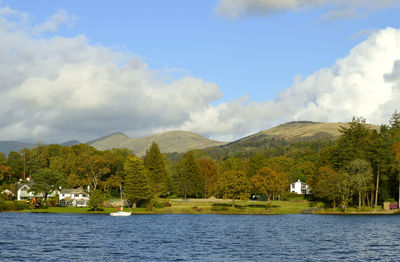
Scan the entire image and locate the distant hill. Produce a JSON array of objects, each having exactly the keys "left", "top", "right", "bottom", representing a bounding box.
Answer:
[
  {"left": 204, "top": 121, "right": 380, "bottom": 157},
  {"left": 61, "top": 140, "right": 81, "bottom": 146},
  {"left": 89, "top": 130, "right": 227, "bottom": 156},
  {"left": 248, "top": 121, "right": 379, "bottom": 143},
  {"left": 0, "top": 141, "right": 35, "bottom": 156}
]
